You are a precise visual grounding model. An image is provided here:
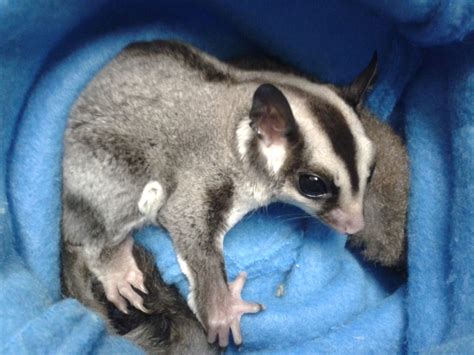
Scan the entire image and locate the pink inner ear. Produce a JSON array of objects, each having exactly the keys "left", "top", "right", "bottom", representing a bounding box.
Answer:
[{"left": 258, "top": 107, "right": 287, "bottom": 146}]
